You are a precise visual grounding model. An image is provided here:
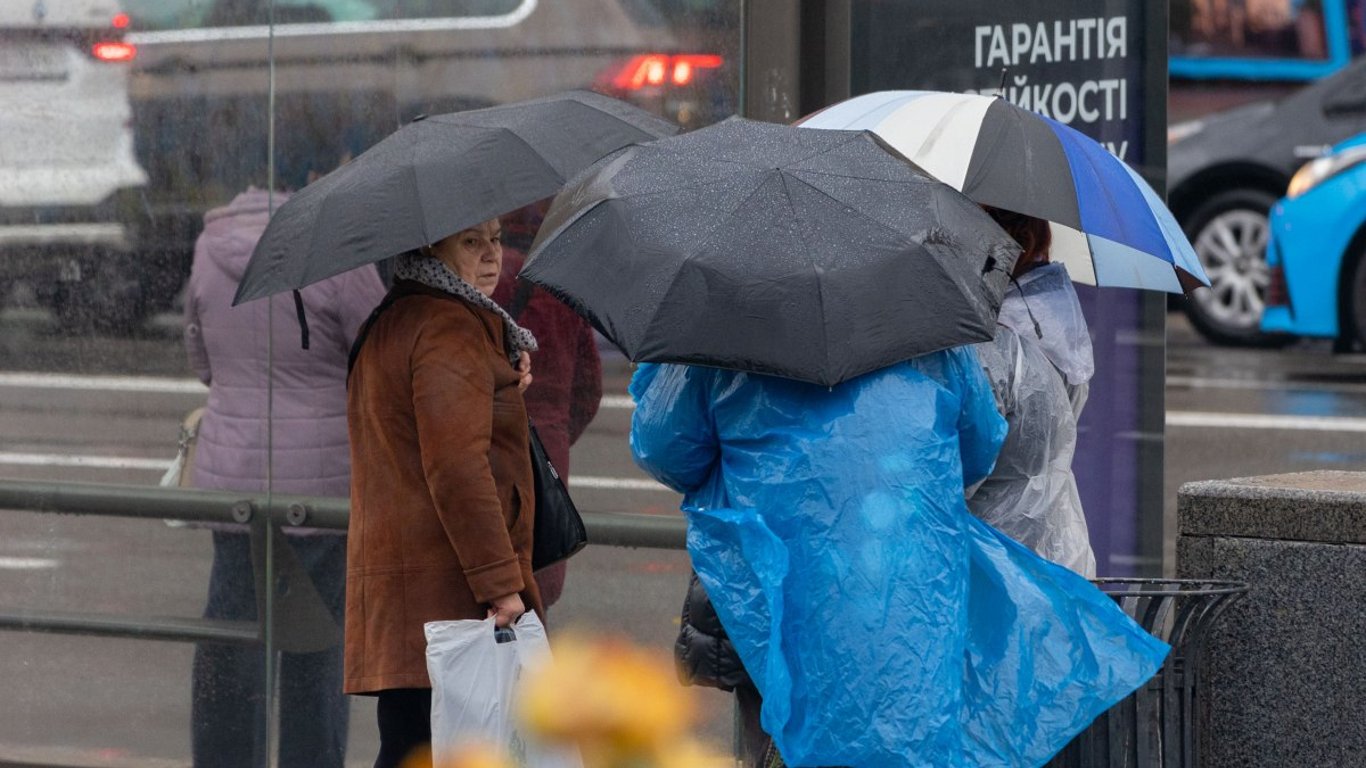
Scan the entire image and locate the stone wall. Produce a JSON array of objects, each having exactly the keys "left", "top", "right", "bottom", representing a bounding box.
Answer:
[{"left": 1177, "top": 471, "right": 1366, "bottom": 768}]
